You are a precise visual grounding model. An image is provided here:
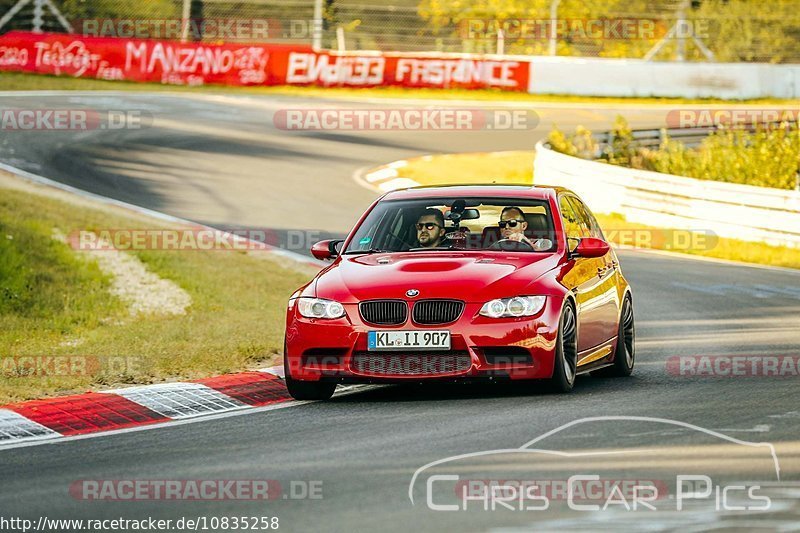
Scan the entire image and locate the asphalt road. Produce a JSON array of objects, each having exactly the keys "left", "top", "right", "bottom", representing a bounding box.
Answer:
[{"left": 1, "top": 92, "right": 799, "bottom": 531}]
